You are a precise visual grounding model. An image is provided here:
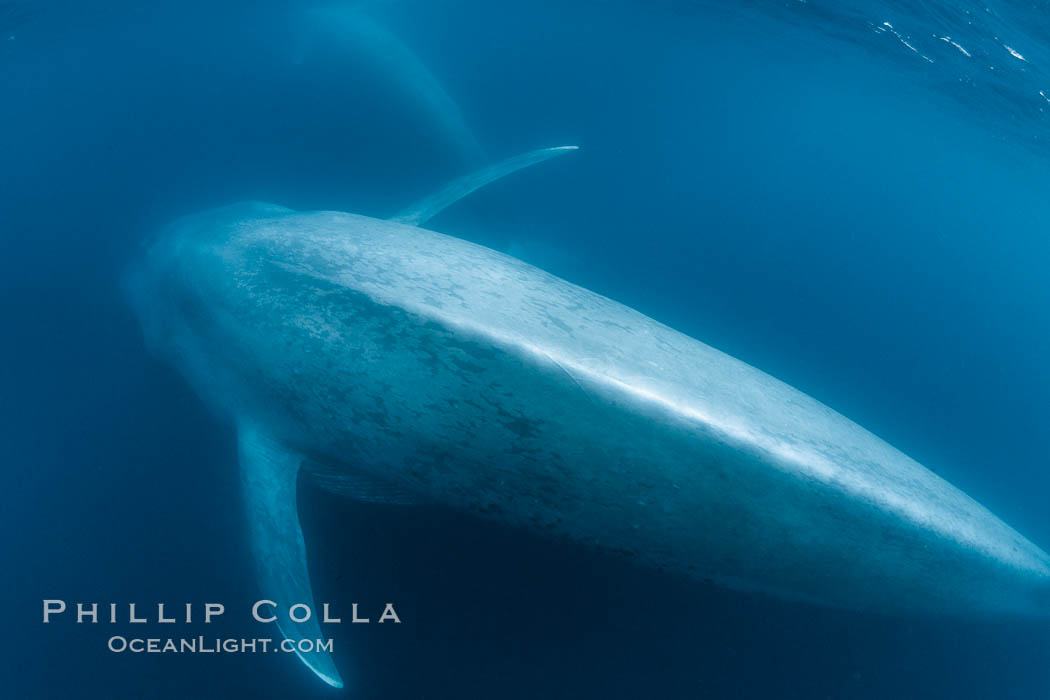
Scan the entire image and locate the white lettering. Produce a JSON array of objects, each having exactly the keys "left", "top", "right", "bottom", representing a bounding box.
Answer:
[
  {"left": 322, "top": 603, "right": 341, "bottom": 623},
  {"left": 43, "top": 599, "right": 66, "bottom": 623},
  {"left": 289, "top": 604, "right": 311, "bottom": 623},
  {"left": 252, "top": 600, "right": 277, "bottom": 623},
  {"left": 77, "top": 603, "right": 98, "bottom": 623},
  {"left": 205, "top": 603, "right": 225, "bottom": 623},
  {"left": 378, "top": 604, "right": 401, "bottom": 624}
]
